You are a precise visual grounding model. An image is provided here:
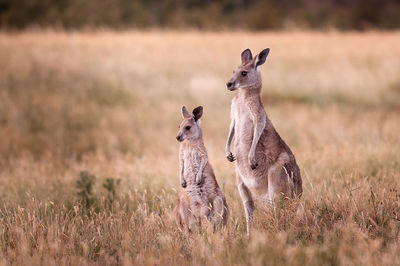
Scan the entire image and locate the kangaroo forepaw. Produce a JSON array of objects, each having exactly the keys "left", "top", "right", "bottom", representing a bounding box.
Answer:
[
  {"left": 250, "top": 163, "right": 258, "bottom": 170},
  {"left": 195, "top": 174, "right": 202, "bottom": 186},
  {"left": 226, "top": 152, "right": 236, "bottom": 162},
  {"left": 249, "top": 156, "right": 258, "bottom": 170},
  {"left": 181, "top": 180, "right": 187, "bottom": 188}
]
